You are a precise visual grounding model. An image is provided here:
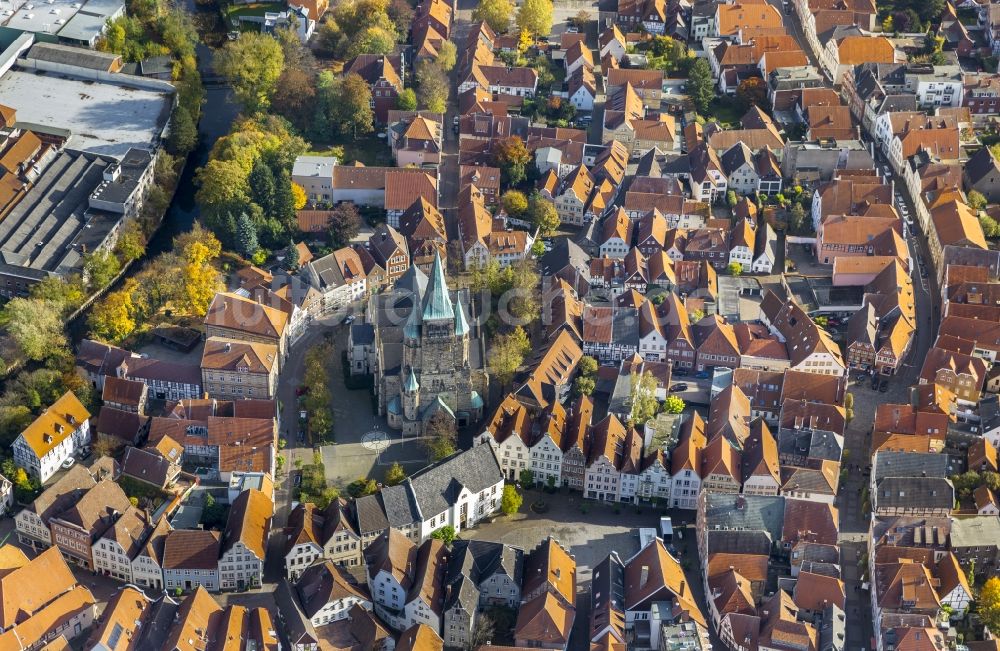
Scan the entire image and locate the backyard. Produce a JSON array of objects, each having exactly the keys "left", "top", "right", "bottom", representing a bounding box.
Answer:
[{"left": 308, "top": 132, "right": 394, "bottom": 167}]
